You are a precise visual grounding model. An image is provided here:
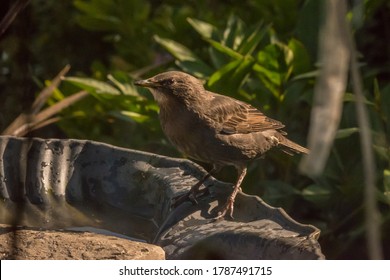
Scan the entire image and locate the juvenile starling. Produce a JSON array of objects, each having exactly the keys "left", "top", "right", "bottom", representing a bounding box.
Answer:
[{"left": 135, "top": 71, "right": 308, "bottom": 219}]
